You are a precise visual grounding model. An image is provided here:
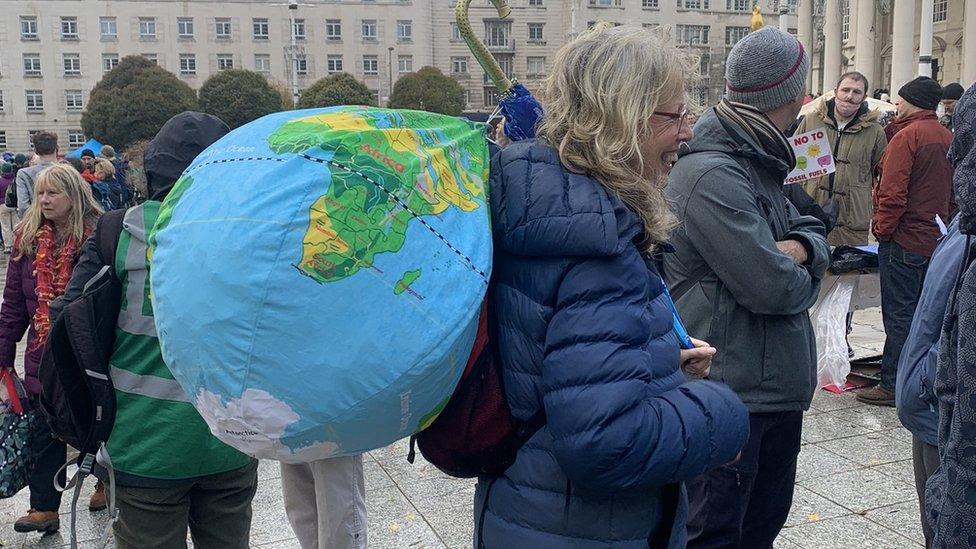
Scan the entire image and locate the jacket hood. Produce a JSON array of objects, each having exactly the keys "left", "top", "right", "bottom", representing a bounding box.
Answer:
[
  {"left": 949, "top": 84, "right": 976, "bottom": 234},
  {"left": 818, "top": 99, "right": 879, "bottom": 131},
  {"left": 680, "top": 108, "right": 791, "bottom": 175},
  {"left": 143, "top": 111, "right": 229, "bottom": 201},
  {"left": 489, "top": 140, "right": 642, "bottom": 257}
]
